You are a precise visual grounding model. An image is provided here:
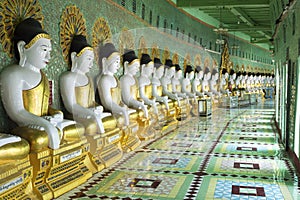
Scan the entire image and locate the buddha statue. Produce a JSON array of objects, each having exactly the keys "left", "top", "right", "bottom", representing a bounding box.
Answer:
[
  {"left": 120, "top": 50, "right": 148, "bottom": 117},
  {"left": 0, "top": 18, "right": 84, "bottom": 151},
  {"left": 220, "top": 68, "right": 230, "bottom": 96},
  {"left": 96, "top": 43, "right": 141, "bottom": 151},
  {"left": 161, "top": 59, "right": 179, "bottom": 102},
  {"left": 182, "top": 65, "right": 196, "bottom": 98},
  {"left": 171, "top": 64, "right": 187, "bottom": 99},
  {"left": 192, "top": 66, "right": 204, "bottom": 98},
  {"left": 209, "top": 68, "right": 221, "bottom": 97},
  {"left": 138, "top": 53, "right": 158, "bottom": 115},
  {"left": 228, "top": 69, "right": 236, "bottom": 94},
  {"left": 182, "top": 65, "right": 198, "bottom": 115},
  {"left": 60, "top": 35, "right": 122, "bottom": 170},
  {"left": 202, "top": 67, "right": 213, "bottom": 97},
  {"left": 152, "top": 58, "right": 169, "bottom": 108},
  {"left": 120, "top": 50, "right": 155, "bottom": 140}
]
